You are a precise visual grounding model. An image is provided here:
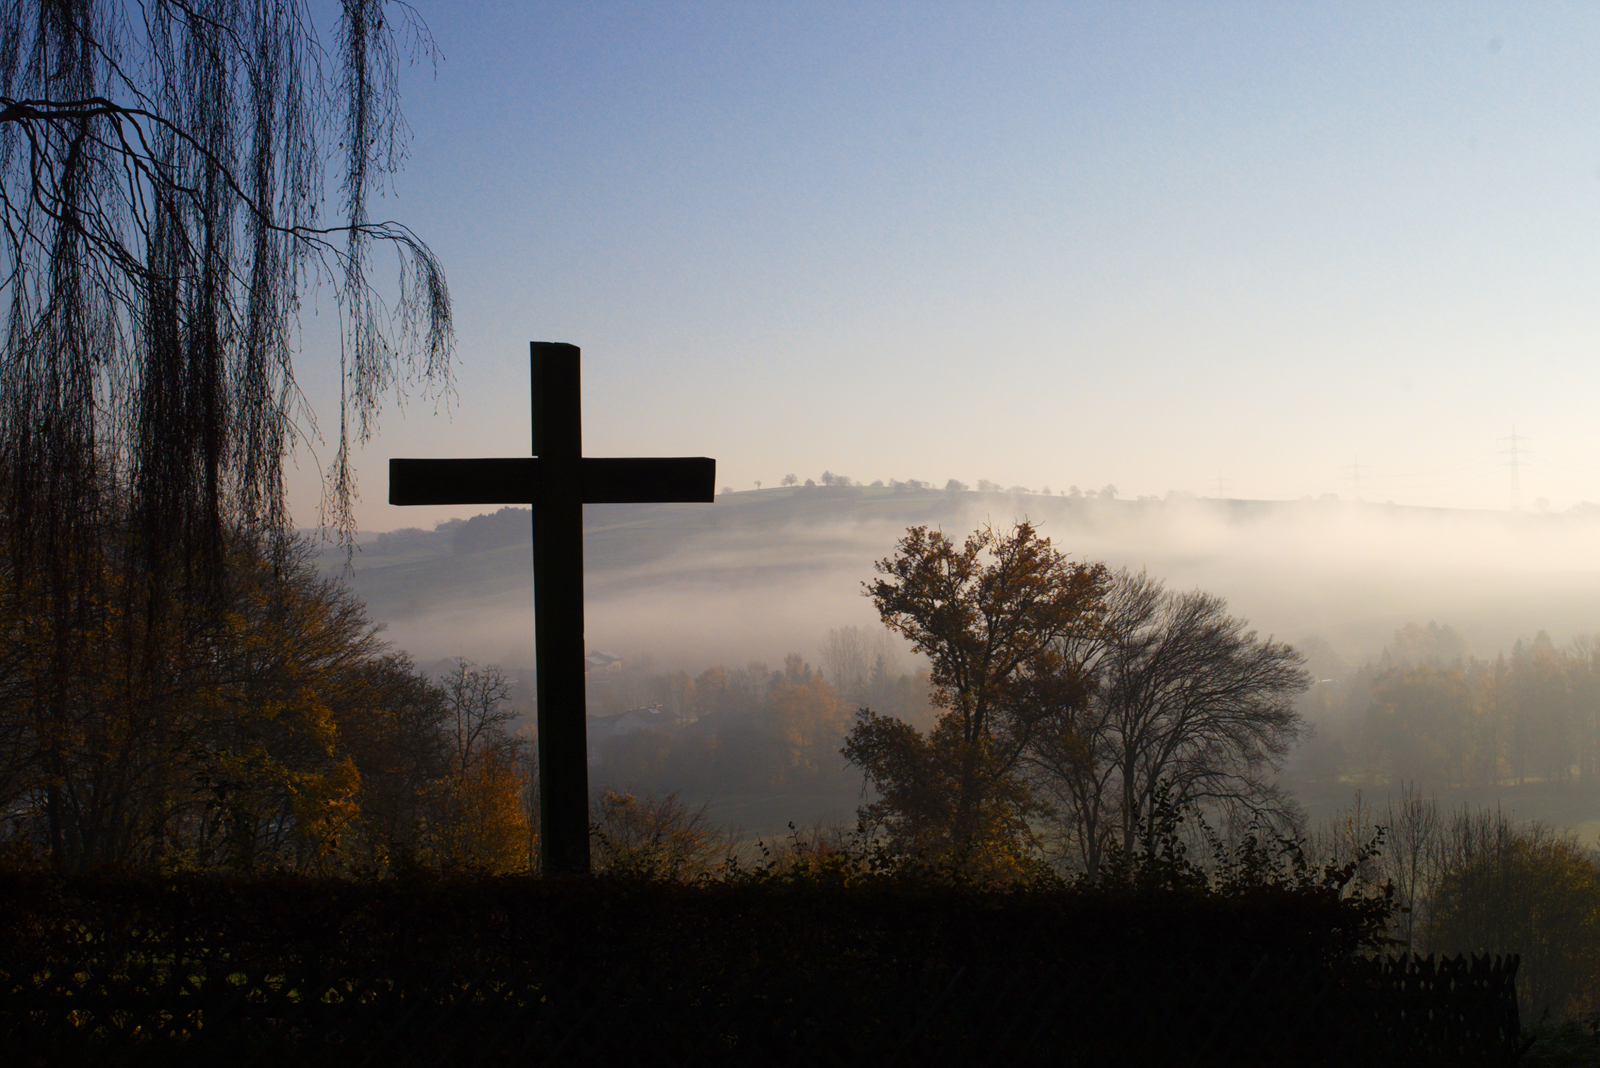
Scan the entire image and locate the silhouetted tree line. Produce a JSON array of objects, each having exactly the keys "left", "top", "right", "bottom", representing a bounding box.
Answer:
[
  {"left": 1297, "top": 622, "right": 1600, "bottom": 789},
  {"left": 451, "top": 506, "right": 533, "bottom": 554},
  {"left": 843, "top": 522, "right": 1310, "bottom": 884},
  {"left": 759, "top": 476, "right": 1124, "bottom": 497}
]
